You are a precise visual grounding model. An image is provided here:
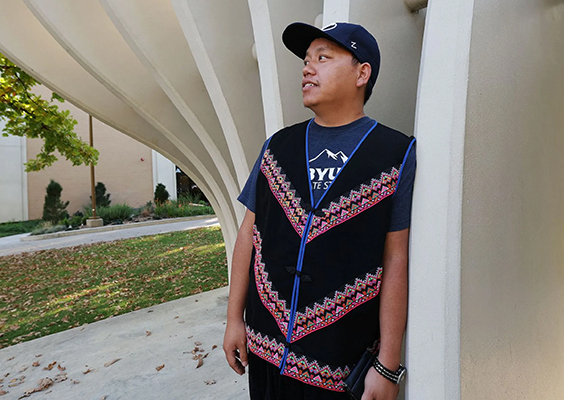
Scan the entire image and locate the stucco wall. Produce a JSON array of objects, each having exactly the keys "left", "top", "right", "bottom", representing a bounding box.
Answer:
[
  {"left": 26, "top": 86, "right": 154, "bottom": 220},
  {"left": 461, "top": 1, "right": 564, "bottom": 398}
]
